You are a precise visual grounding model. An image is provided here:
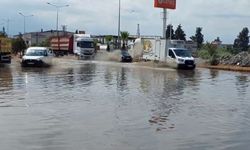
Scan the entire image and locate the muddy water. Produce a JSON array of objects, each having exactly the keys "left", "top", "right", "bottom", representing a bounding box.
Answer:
[{"left": 0, "top": 59, "right": 250, "bottom": 150}]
